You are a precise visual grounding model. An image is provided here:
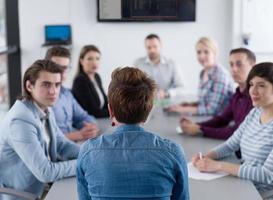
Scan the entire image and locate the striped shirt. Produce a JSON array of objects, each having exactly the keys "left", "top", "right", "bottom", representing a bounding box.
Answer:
[
  {"left": 213, "top": 107, "right": 273, "bottom": 194},
  {"left": 197, "top": 65, "right": 234, "bottom": 115}
]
